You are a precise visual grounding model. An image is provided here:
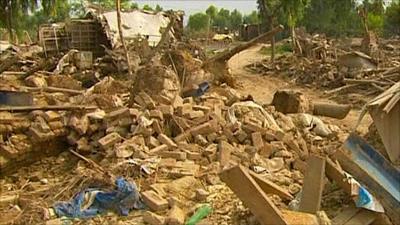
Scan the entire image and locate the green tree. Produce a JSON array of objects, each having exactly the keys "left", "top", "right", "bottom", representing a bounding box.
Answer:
[
  {"left": 243, "top": 11, "right": 260, "bottom": 24},
  {"left": 384, "top": 0, "right": 400, "bottom": 36},
  {"left": 143, "top": 4, "right": 154, "bottom": 11},
  {"left": 188, "top": 12, "right": 210, "bottom": 31},
  {"left": 155, "top": 4, "right": 163, "bottom": 12},
  {"left": 206, "top": 5, "right": 218, "bottom": 20},
  {"left": 230, "top": 9, "right": 243, "bottom": 30},
  {"left": 0, "top": 0, "right": 63, "bottom": 42},
  {"left": 302, "top": 0, "right": 362, "bottom": 37},
  {"left": 281, "top": 0, "right": 309, "bottom": 52},
  {"left": 213, "top": 8, "right": 231, "bottom": 29}
]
